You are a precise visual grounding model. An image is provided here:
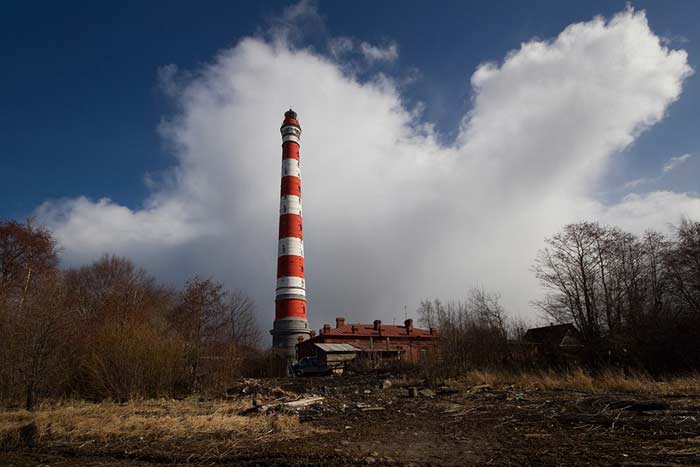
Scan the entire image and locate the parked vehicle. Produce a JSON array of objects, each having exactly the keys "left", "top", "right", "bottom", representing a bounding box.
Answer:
[{"left": 290, "top": 356, "right": 341, "bottom": 377}]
